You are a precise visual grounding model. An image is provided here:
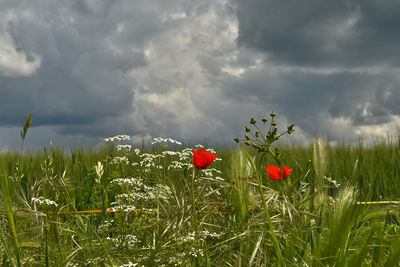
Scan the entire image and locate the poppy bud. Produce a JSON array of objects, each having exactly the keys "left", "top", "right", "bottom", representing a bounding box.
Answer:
[
  {"left": 245, "top": 134, "right": 251, "bottom": 140},
  {"left": 255, "top": 130, "right": 259, "bottom": 137},
  {"left": 250, "top": 118, "right": 257, "bottom": 125},
  {"left": 287, "top": 124, "right": 295, "bottom": 134},
  {"left": 262, "top": 116, "right": 267, "bottom": 123},
  {"left": 245, "top": 127, "right": 251, "bottom": 132},
  {"left": 234, "top": 137, "right": 241, "bottom": 143},
  {"left": 270, "top": 111, "right": 276, "bottom": 118}
]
